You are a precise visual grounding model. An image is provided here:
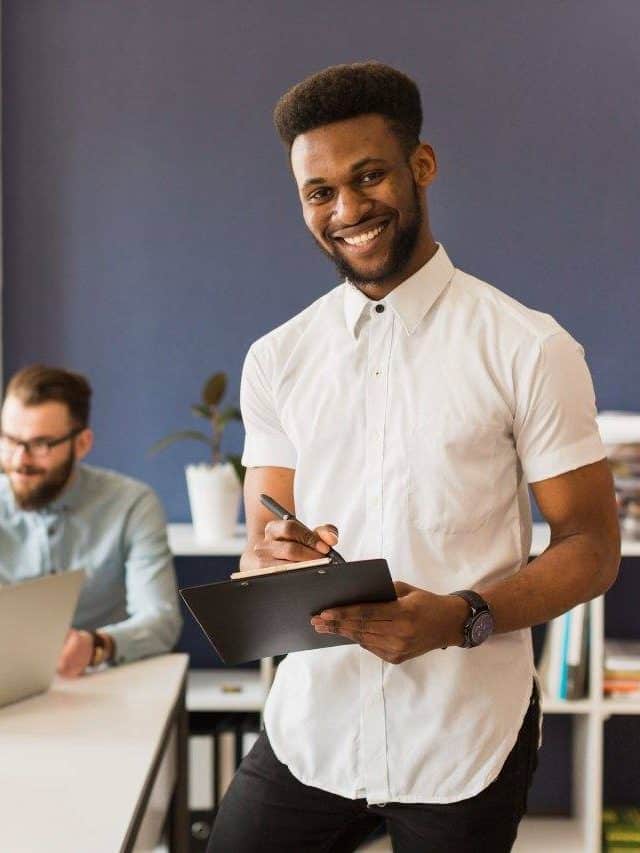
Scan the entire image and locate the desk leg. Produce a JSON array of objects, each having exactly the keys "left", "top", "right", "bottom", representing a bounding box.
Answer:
[{"left": 169, "top": 682, "right": 189, "bottom": 853}]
